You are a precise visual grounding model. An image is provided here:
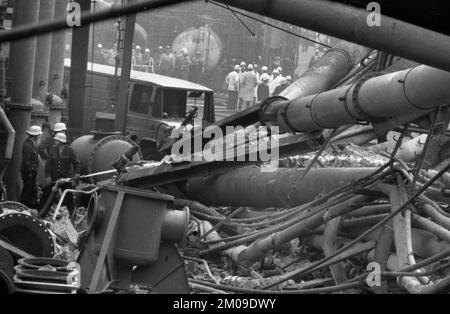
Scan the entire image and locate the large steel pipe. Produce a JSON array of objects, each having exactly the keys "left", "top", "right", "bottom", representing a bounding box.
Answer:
[
  {"left": 185, "top": 166, "right": 375, "bottom": 208},
  {"left": 215, "top": 0, "right": 450, "bottom": 72},
  {"left": 280, "top": 41, "right": 368, "bottom": 101},
  {"left": 276, "top": 65, "right": 450, "bottom": 133}
]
